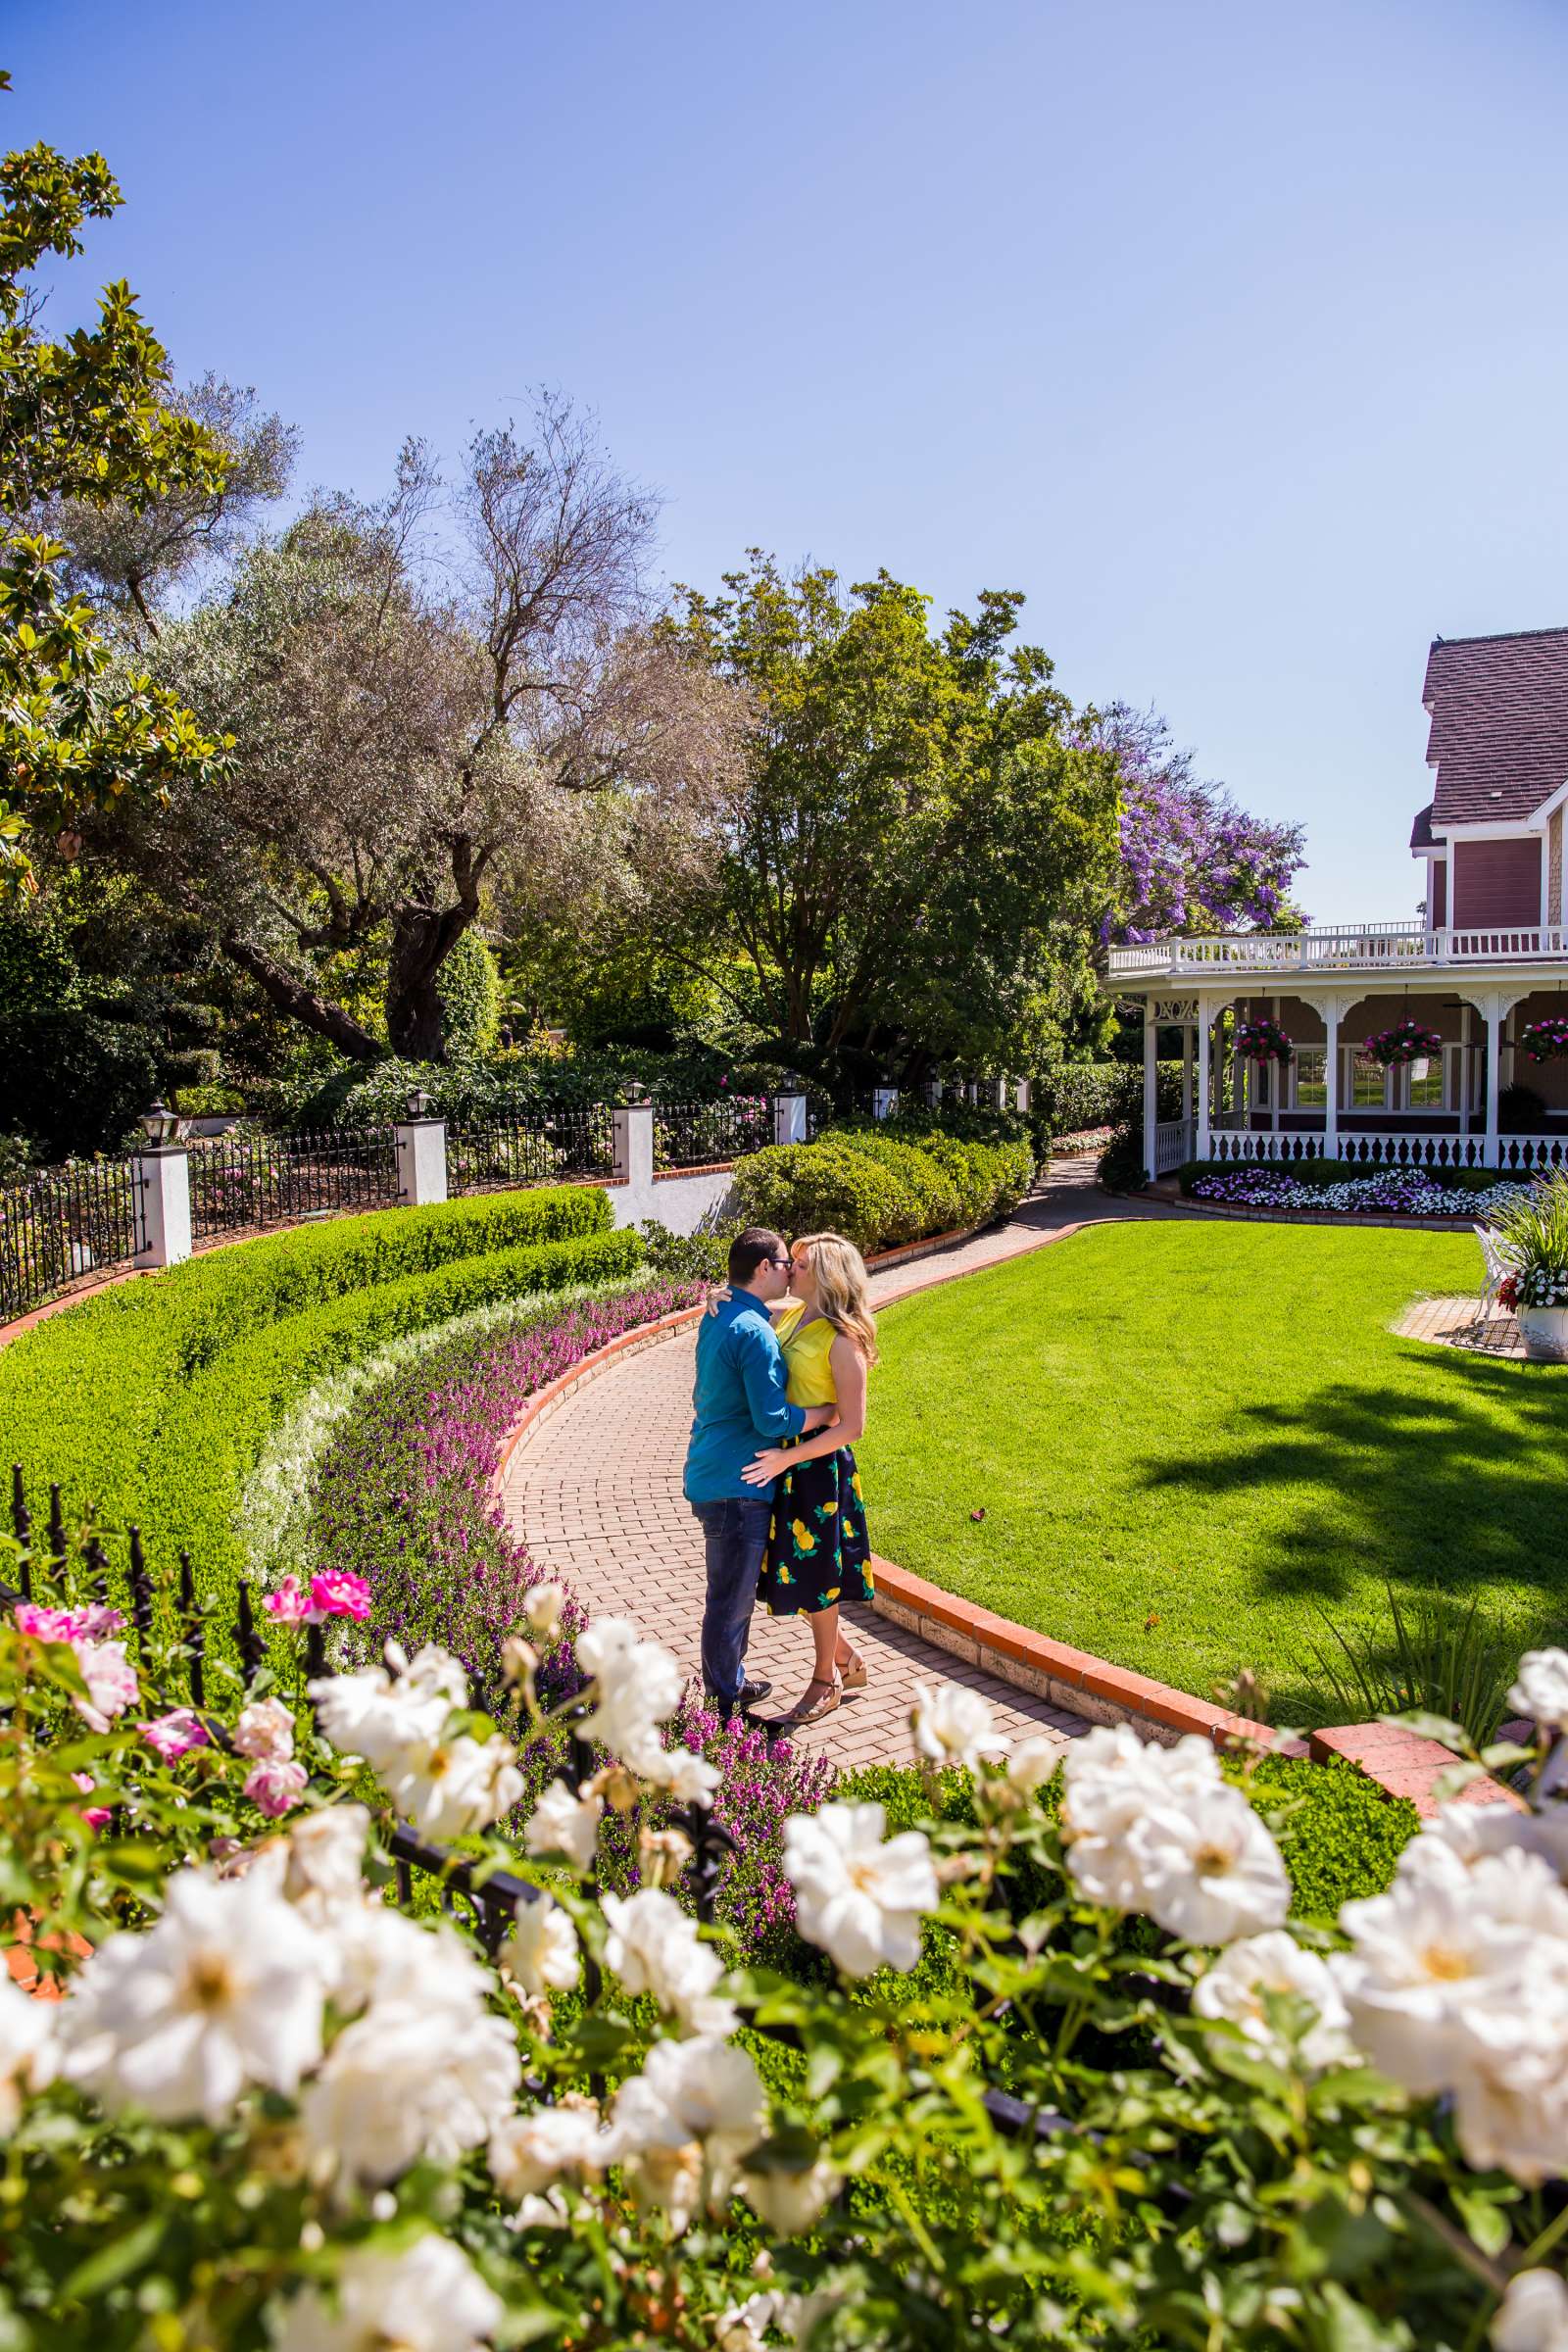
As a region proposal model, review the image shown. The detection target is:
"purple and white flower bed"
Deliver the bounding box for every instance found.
[1189,1166,1538,1219]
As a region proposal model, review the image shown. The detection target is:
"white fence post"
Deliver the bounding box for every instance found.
[133,1144,192,1269]
[612,1097,655,1190]
[773,1086,808,1147]
[872,1086,899,1122]
[395,1102,449,1207]
[1014,1079,1031,1113]
[925,1077,944,1111]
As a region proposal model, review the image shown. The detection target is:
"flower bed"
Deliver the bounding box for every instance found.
[304,1279,703,1702]
[1183,1162,1537,1219]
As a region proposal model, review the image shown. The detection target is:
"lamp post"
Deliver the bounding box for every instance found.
[140,1099,181,1149]
[133,1102,191,1269]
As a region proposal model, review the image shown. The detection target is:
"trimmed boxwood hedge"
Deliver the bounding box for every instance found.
[0,1187,641,1666]
[729,1127,1036,1256]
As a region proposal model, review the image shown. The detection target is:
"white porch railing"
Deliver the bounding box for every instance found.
[1202,1129,1568,1174]
[1107,923,1568,982]
[1153,1117,1195,1174]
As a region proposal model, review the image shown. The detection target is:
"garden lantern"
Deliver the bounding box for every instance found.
[140,1099,179,1148]
[406,1088,434,1120]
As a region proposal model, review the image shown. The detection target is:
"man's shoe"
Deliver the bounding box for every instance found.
[712,1678,772,1721]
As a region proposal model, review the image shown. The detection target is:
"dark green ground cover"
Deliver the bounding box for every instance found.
[859,1220,1567,1718]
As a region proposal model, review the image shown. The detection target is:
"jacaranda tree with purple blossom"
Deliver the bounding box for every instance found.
[1079,702,1306,945]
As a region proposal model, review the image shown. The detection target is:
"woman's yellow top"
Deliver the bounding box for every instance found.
[775,1303,838,1406]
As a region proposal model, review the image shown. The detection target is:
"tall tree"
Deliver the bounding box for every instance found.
[119,403,737,1060]
[1079,701,1306,941]
[655,556,1121,1080]
[0,77,232,896]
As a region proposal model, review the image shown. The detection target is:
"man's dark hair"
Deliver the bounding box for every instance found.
[728,1227,787,1286]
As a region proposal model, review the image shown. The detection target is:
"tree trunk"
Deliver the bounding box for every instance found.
[220,933,383,1062]
[385,903,475,1062]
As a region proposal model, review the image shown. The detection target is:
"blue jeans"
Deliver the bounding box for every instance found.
[691,1494,772,1709]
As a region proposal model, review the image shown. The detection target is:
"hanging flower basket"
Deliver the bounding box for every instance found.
[1520,1016,1568,1062]
[1234,1016,1293,1064]
[1365,1018,1443,1068]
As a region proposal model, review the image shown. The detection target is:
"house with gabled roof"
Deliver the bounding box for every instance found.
[1107,625,1568,1181]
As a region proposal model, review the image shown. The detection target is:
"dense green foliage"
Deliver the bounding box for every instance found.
[433,929,502,1057]
[861,1218,1564,1717]
[730,1127,1035,1254]
[0,1187,639,1661]
[1035,1058,1183,1136]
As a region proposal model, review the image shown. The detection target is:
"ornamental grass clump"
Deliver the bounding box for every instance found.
[1494,1170,1568,1310]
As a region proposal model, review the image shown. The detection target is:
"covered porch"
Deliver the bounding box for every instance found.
[1117,958,1568,1181]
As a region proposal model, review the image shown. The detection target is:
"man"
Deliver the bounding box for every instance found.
[683,1226,837,1720]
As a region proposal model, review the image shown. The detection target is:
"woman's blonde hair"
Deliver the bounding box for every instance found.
[792,1232,879,1365]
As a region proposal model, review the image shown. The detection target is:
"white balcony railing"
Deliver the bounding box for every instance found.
[1106,922,1568,982]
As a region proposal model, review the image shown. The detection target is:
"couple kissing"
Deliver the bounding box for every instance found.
[682,1226,878,1729]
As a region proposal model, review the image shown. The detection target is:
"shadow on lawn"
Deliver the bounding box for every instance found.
[1133,1348,1568,1721]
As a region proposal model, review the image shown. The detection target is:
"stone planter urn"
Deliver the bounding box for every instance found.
[1518,1305,1568,1361]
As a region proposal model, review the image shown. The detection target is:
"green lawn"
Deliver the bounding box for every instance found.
[858,1221,1568,1718]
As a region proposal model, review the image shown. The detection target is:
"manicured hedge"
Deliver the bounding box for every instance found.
[0,1187,640,1665]
[1035,1060,1184,1138]
[729,1127,1036,1256]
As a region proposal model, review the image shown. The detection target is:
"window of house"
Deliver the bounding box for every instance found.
[1292,1048,1327,1108]
[1350,1053,1390,1109]
[1405,1055,1446,1109]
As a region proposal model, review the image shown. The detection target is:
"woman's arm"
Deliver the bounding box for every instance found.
[741,1335,866,1486]
[703,1285,786,1317]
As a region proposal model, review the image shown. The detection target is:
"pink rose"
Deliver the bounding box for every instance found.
[309,1571,371,1622]
[139,1708,210,1762]
[232,1695,296,1763]
[73,1640,138,1734]
[71,1771,113,1832]
[14,1600,124,1643]
[263,1575,313,1626]
[243,1757,310,1819]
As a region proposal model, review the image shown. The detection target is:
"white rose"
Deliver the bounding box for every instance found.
[269,2232,501,2352]
[782,1802,937,1978]
[0,1975,56,2133]
[1061,1724,1220,1842]
[488,2102,607,2202]
[910,1682,1003,1774]
[608,2034,765,2220]
[60,1865,329,2126]
[642,1744,724,1807]
[601,1887,734,2034]
[307,1661,451,1772]
[1192,1930,1353,2073]
[283,1805,371,1921]
[301,1999,520,2185]
[1447,1979,1568,2183]
[524,1781,603,1875]
[233,1696,296,1763]
[1122,1788,1291,1945]
[1005,1737,1060,1796]
[1397,1800,1568,1889]
[522,1582,567,1639]
[1494,2266,1568,2352]
[504,1895,580,1996]
[384,1733,523,1841]
[742,2156,841,2234]
[1509,1649,1568,1732]
[577,1616,684,1756]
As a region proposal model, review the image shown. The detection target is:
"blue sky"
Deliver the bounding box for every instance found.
[10,0,1568,920]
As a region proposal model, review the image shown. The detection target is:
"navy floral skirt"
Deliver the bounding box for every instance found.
[760,1445,874,1617]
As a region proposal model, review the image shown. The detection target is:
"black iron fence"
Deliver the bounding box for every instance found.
[654,1096,772,1168]
[447,1109,614,1196]
[0,1161,146,1325]
[187,1127,401,1241]
[1,1465,1076,2147]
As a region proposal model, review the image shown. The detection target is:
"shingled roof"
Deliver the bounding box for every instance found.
[1423,626,1568,826]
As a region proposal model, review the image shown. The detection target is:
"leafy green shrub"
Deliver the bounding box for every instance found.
[1097,1123,1150,1191]
[173,1083,246,1117]
[0,1009,159,1159]
[435,929,502,1057]
[822,1133,963,1242]
[1234,1752,1419,1919]
[160,1045,221,1093]
[1035,1060,1183,1136]
[637,1218,734,1284]
[729,1141,914,1255]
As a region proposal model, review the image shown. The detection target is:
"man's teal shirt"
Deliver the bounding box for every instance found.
[682,1292,806,1503]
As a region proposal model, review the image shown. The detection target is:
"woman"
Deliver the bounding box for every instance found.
[740,1230,877,1724]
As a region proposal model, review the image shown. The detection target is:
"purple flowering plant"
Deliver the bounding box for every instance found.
[1234,1015,1293,1064]
[1521,1016,1568,1062]
[1364,1018,1443,1067]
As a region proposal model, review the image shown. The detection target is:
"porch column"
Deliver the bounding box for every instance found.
[1231,1004,1246,1121]
[1181,1024,1194,1146]
[1195,1004,1212,1160]
[1323,1002,1341,1158]
[1142,1001,1158,1180]
[1484,1004,1503,1168]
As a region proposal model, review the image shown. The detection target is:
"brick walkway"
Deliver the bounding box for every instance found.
[499,1157,1176,1769]
[1394,1294,1534,1358]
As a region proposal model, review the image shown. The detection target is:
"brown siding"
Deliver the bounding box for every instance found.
[1451,837,1544,928]
[1431,858,1446,925]
[1551,811,1563,924]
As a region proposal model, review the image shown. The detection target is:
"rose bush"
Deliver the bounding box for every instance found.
[5,1548,1568,2350]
